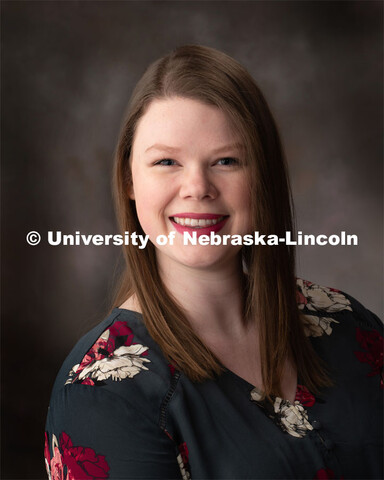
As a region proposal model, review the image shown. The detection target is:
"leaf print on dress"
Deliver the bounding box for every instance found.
[250,388,313,438]
[354,327,383,388]
[66,321,150,385]
[44,431,110,479]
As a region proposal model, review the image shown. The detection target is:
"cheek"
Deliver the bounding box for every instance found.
[132,183,170,238]
[134,193,155,233]
[231,181,252,230]
[230,180,251,209]
[131,169,156,230]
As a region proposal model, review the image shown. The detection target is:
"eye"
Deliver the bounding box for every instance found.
[154,158,177,166]
[216,157,239,166]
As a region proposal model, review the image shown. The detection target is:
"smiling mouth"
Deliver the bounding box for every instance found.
[171,216,227,228]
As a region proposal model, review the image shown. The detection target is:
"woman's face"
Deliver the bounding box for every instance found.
[130,97,251,272]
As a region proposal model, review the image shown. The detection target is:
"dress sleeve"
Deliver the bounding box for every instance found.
[343,290,383,329]
[44,384,183,479]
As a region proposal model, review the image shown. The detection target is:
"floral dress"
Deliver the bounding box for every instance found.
[44,279,383,479]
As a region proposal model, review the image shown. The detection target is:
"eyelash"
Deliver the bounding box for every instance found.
[155,158,177,166]
[154,157,240,166]
[216,157,239,166]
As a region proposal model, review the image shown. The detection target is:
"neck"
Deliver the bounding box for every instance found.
[157,255,248,340]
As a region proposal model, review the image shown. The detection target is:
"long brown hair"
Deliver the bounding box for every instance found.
[112,45,330,398]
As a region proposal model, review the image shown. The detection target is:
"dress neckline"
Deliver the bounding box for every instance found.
[114,307,300,403]
[224,368,300,405]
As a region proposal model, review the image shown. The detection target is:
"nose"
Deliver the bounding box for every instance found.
[179,166,218,200]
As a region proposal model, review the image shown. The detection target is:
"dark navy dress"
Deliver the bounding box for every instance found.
[44,279,383,479]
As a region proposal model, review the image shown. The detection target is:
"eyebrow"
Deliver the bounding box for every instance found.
[145,143,245,154]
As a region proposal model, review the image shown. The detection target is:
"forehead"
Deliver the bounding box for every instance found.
[132,97,240,153]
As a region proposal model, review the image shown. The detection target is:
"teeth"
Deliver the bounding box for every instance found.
[173,216,225,228]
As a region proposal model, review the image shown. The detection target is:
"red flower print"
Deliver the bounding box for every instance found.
[354,328,383,388]
[69,335,110,382]
[81,378,95,386]
[295,385,316,407]
[178,442,189,466]
[314,468,335,479]
[164,429,174,441]
[59,432,110,479]
[44,432,51,466]
[66,321,149,385]
[50,446,65,480]
[328,287,340,293]
[81,321,134,371]
[314,468,344,479]
[296,289,308,308]
[108,321,134,347]
[177,441,190,480]
[45,432,109,480]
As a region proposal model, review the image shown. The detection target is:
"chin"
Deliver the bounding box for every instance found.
[172,247,239,271]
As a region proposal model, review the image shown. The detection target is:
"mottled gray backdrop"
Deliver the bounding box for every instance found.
[2,1,382,478]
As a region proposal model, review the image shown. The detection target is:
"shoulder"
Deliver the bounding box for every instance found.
[49,308,176,423]
[296,278,382,335]
[45,309,185,480]
[296,278,383,390]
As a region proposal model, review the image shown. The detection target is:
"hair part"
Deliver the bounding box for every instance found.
[112,44,331,398]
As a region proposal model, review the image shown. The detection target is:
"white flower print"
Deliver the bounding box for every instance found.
[296,279,352,313]
[77,344,150,382]
[250,388,313,438]
[302,314,340,337]
[65,364,80,385]
[177,453,191,480]
[273,397,313,438]
[44,458,51,480]
[250,388,263,402]
[65,320,152,385]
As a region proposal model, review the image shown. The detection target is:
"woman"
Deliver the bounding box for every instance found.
[44,45,383,479]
